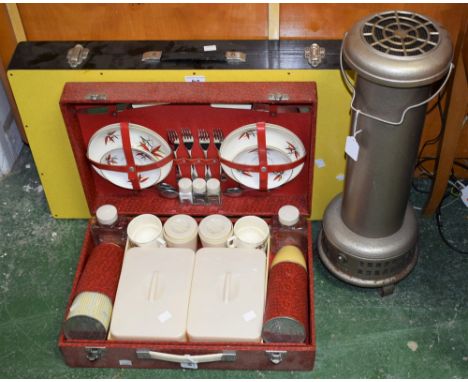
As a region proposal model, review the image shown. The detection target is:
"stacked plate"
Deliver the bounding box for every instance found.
[87,123,172,189]
[219,123,306,190]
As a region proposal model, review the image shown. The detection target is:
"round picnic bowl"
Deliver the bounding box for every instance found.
[87,123,172,190]
[219,123,306,190]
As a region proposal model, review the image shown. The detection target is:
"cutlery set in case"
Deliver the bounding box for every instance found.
[58,81,317,370]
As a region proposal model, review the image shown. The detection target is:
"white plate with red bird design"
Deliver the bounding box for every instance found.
[87,123,172,189]
[219,123,305,190]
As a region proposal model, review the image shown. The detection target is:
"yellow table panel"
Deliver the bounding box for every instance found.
[8,69,351,219]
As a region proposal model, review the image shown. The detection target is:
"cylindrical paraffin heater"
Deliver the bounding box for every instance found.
[318,10,453,294]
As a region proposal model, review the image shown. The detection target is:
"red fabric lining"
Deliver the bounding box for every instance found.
[60,82,317,217]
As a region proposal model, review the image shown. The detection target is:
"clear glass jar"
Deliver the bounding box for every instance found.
[270,205,307,255]
[90,204,128,247]
[178,178,193,205]
[192,178,207,205]
[206,178,221,205]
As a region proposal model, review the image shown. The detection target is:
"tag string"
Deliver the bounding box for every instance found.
[352,110,362,137]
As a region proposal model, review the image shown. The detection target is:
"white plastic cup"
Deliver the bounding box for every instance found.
[127,214,166,248]
[227,216,269,252]
[199,214,233,248]
[163,214,199,251]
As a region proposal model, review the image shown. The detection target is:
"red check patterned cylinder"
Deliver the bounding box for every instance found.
[63,243,124,340]
[262,261,309,343]
[75,242,124,300]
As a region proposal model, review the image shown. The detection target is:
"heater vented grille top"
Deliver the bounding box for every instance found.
[362,11,439,57]
[343,10,452,87]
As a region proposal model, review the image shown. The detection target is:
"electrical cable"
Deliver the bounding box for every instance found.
[412,94,468,254]
[417,166,468,254]
[412,174,432,193]
[435,193,468,254]
[416,94,446,160]
[413,161,463,198]
[417,157,468,171]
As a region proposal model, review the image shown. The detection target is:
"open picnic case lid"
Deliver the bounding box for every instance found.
[59,82,317,217]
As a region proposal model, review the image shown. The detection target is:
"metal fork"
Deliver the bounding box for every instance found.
[198,129,212,179]
[167,130,182,180]
[213,128,225,179]
[181,128,198,179]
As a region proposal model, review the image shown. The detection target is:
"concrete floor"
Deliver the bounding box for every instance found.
[0,147,467,378]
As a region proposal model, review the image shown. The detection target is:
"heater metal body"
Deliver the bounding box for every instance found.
[318,10,453,292]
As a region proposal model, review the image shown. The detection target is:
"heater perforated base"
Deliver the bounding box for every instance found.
[318,194,418,289]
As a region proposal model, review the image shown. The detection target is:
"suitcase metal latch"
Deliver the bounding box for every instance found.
[142,51,162,63]
[268,93,289,101]
[85,346,106,362]
[304,43,326,67]
[85,94,107,101]
[265,350,288,364]
[225,51,247,63]
[66,44,90,68]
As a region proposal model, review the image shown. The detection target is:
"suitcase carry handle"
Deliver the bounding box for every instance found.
[136,349,237,368]
[162,51,227,62]
[141,50,246,64]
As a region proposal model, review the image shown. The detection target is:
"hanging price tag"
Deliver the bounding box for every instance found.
[203,44,217,52]
[184,75,206,82]
[345,135,360,161]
